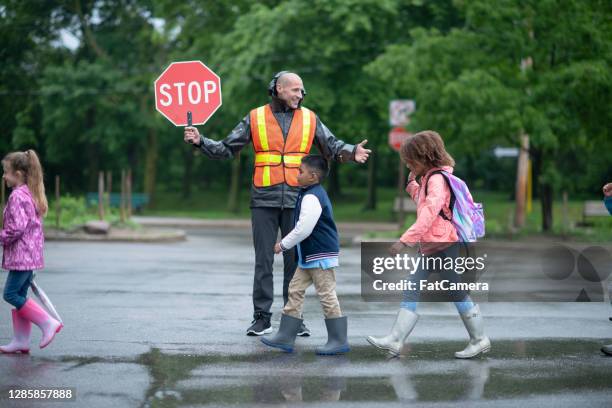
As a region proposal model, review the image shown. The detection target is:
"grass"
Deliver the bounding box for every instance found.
[45,195,141,231]
[143,187,399,222]
[142,187,612,242]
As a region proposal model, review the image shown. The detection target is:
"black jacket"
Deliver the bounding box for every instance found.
[196,97,357,209]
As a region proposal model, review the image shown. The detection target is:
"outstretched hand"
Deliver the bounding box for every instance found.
[354,139,371,164]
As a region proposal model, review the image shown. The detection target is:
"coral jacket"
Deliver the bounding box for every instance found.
[400,166,458,255]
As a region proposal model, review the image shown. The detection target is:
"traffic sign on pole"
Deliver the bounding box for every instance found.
[388,127,412,152]
[154,60,222,127]
[389,100,415,127]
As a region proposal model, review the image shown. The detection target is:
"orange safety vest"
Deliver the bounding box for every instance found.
[249,104,316,187]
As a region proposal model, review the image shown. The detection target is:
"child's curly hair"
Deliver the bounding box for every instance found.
[400,130,455,173]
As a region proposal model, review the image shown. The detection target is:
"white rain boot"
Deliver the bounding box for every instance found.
[366,309,419,356]
[455,305,491,359]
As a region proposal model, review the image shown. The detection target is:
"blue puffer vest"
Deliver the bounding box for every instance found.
[294,183,339,263]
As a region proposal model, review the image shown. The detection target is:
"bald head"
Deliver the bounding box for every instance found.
[275,72,305,109]
[277,72,301,87]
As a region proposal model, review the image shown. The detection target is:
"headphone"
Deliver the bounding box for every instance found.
[268,71,307,100]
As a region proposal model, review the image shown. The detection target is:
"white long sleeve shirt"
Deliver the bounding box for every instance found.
[280,195,322,250]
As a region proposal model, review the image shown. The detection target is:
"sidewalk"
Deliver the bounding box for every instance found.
[132,216,612,250]
[132,215,398,237]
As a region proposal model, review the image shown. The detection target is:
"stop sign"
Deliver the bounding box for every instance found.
[388,127,411,152]
[154,60,222,126]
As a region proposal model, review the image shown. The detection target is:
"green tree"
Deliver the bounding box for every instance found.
[367,0,612,231]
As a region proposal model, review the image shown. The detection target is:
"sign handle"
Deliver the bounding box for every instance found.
[187,111,192,127]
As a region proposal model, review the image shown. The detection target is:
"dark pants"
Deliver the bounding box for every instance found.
[3,270,33,310]
[251,207,297,315]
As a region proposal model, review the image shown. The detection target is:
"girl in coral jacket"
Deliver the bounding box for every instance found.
[367,131,490,359]
[0,150,62,353]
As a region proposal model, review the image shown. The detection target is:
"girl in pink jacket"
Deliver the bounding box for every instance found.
[367,131,490,359]
[1,150,62,353]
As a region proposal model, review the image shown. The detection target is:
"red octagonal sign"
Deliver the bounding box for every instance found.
[154,60,222,126]
[388,127,411,152]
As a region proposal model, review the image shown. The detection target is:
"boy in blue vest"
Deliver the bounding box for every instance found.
[261,155,349,355]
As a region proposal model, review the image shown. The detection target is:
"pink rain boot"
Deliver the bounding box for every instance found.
[0,309,31,354]
[17,299,62,349]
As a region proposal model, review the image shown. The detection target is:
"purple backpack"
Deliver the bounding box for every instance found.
[425,170,485,242]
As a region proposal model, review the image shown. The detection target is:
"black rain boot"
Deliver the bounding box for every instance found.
[316,316,350,355]
[261,314,303,353]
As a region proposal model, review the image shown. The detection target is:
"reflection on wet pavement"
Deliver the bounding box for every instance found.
[134,340,611,407]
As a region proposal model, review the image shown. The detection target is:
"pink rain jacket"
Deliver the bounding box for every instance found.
[400,166,458,255]
[1,184,44,270]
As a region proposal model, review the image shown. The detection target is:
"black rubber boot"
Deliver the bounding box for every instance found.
[316,316,350,355]
[261,314,303,353]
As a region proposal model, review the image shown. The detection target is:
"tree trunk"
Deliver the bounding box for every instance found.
[127,143,138,189]
[514,134,529,229]
[328,161,341,199]
[98,171,105,220]
[182,149,194,199]
[87,143,99,191]
[85,107,98,191]
[364,151,377,210]
[144,128,158,206]
[227,152,242,213]
[532,147,553,232]
[540,182,553,232]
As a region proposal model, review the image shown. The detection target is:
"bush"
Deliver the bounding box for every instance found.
[46,195,140,230]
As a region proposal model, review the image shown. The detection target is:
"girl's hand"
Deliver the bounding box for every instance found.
[389,241,406,256]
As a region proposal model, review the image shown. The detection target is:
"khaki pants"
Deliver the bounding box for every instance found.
[283,267,342,319]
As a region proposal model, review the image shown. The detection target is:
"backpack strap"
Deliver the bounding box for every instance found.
[424,170,455,221]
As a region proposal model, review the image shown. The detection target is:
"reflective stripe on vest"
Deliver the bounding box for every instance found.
[300,107,311,152]
[256,106,269,151]
[250,105,316,187]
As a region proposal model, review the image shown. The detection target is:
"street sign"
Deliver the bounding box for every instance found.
[154,60,222,126]
[493,147,519,158]
[388,127,411,152]
[389,99,415,127]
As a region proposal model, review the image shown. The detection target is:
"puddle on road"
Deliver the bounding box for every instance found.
[1,339,609,406]
[133,339,612,407]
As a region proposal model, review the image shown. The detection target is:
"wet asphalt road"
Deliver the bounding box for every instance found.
[0,227,611,407]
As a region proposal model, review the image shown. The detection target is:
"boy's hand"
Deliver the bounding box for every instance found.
[274,242,283,254]
[389,241,406,256]
[603,183,612,197]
